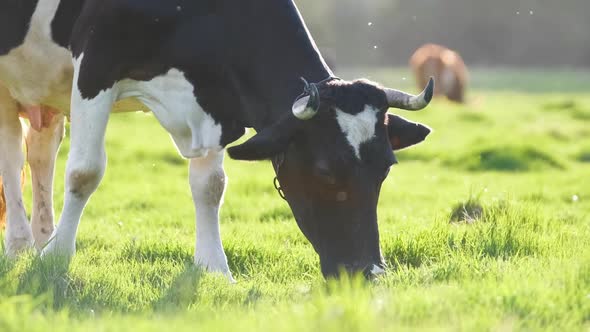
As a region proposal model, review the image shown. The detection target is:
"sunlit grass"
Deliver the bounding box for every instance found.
[1,68,589,331]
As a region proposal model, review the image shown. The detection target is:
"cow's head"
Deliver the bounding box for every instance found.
[228,77,433,278]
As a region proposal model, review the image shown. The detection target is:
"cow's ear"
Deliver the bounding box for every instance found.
[227,115,300,161]
[386,114,431,150]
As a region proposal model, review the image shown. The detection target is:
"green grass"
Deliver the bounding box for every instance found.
[1,68,590,331]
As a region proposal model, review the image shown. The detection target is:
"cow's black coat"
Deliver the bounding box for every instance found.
[0,0,39,55]
[50,0,328,147]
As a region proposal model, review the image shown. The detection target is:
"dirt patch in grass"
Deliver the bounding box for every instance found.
[575,147,590,163]
[445,145,564,172]
[449,198,484,224]
[542,100,577,112]
[542,100,590,120]
[457,111,490,123]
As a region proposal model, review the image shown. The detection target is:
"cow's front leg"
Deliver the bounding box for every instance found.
[42,68,114,259]
[190,150,233,281]
[26,112,65,249]
[0,87,33,256]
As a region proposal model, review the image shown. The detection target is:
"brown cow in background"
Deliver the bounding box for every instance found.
[410,44,468,103]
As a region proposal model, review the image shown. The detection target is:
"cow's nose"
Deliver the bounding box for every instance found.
[371,264,386,275]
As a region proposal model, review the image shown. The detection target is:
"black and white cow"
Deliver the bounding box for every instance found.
[0,0,433,279]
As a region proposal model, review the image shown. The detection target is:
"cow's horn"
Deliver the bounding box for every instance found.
[384,77,434,111]
[292,77,320,120]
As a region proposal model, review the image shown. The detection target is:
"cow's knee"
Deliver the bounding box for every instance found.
[189,151,226,206]
[66,161,105,199]
[193,168,226,206]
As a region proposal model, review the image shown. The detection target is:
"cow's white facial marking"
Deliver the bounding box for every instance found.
[335,105,379,159]
[117,69,222,159]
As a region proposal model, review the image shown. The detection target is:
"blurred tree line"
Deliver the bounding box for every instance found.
[296,0,590,67]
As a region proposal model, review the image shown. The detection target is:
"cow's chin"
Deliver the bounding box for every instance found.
[284,194,385,279]
[315,237,385,279]
[319,255,386,279]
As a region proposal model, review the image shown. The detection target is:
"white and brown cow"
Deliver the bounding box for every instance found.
[0,0,434,279]
[410,43,468,103]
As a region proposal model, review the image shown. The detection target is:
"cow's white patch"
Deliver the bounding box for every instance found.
[117,69,223,159]
[335,105,379,159]
[117,71,230,279]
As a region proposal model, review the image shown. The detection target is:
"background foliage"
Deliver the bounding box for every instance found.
[298,0,590,67]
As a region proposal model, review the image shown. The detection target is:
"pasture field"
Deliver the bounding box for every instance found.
[1,68,590,331]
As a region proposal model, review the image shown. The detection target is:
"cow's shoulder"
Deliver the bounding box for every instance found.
[0,0,39,55]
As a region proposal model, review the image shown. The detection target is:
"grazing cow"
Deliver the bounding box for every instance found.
[0,0,433,279]
[410,43,467,103]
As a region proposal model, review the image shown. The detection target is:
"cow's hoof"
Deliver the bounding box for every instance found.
[4,233,34,258]
[194,255,235,283]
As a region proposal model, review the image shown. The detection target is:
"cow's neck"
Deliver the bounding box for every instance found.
[228,0,332,132]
